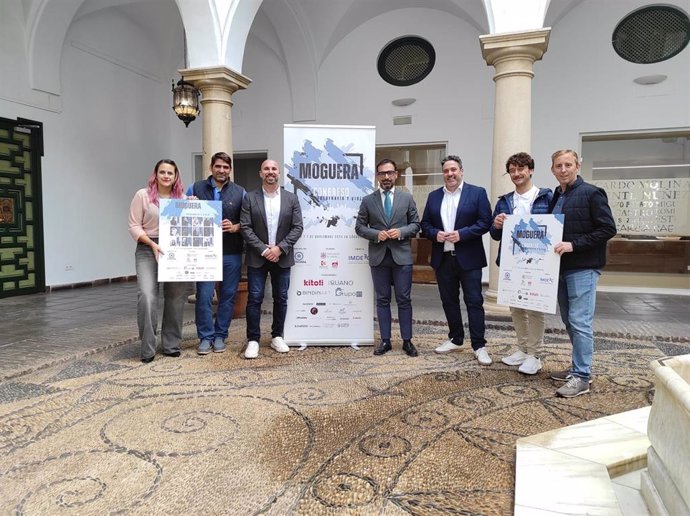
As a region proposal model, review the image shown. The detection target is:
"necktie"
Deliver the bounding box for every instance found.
[384,191,392,219]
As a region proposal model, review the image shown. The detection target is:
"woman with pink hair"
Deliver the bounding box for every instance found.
[128,159,187,363]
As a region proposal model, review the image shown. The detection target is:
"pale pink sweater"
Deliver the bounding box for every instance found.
[128,188,159,242]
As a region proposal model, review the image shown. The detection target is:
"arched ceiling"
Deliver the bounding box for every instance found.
[22,0,583,96]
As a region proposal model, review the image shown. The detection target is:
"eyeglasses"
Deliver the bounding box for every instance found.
[376,171,396,177]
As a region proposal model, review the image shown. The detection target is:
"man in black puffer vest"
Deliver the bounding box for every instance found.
[548,149,616,398]
[189,152,246,355]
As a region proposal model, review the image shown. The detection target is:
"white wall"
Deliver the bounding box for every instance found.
[234,6,497,279]
[232,31,294,161]
[3,0,690,287]
[533,0,690,185]
[317,7,495,188]
[235,7,495,192]
[0,6,192,286]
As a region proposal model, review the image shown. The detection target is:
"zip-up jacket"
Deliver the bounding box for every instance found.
[548,176,617,271]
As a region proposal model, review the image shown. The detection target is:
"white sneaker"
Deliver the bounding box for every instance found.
[244,340,259,359]
[434,340,462,354]
[270,336,289,353]
[518,355,542,375]
[474,347,492,366]
[502,350,528,366]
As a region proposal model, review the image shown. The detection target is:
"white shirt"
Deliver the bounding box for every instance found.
[441,183,462,252]
[263,187,281,247]
[512,186,539,217]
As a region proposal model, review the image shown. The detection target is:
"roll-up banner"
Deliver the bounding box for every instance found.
[283,124,376,346]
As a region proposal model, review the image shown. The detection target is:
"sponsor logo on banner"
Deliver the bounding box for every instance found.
[295,251,306,263]
[335,287,362,297]
[304,279,324,286]
[329,279,354,286]
[310,307,319,315]
[297,289,329,296]
[348,254,368,263]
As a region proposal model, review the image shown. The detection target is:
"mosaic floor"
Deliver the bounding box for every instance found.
[2,323,685,515]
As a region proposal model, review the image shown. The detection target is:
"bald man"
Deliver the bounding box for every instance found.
[240,159,303,359]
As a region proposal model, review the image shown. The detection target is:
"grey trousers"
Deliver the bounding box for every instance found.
[135,243,187,359]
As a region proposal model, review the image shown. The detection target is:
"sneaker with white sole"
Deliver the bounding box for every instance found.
[244,340,259,359]
[518,355,542,375]
[474,347,492,366]
[555,376,590,398]
[434,340,462,354]
[271,336,289,353]
[502,350,528,366]
[550,369,594,384]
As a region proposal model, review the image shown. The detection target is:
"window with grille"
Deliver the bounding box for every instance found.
[612,5,690,64]
[377,37,435,86]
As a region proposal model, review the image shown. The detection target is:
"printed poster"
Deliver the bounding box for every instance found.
[283,124,376,346]
[157,199,222,282]
[497,214,564,313]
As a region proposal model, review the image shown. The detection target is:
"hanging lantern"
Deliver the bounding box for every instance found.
[171,79,200,127]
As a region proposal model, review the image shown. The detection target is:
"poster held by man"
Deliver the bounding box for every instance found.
[497,213,563,314]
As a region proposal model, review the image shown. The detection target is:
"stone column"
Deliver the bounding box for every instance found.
[479,29,550,315]
[179,66,251,177]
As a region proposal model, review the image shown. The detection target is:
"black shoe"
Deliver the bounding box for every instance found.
[163,351,181,357]
[402,340,418,357]
[373,340,392,356]
[141,356,154,363]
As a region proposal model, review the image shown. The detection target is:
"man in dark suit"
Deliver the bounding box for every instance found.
[356,159,420,357]
[240,159,303,359]
[420,155,493,365]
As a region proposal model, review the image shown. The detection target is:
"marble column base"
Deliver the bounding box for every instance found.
[641,446,689,516]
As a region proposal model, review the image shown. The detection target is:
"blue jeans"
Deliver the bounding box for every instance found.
[370,250,413,340]
[557,269,600,380]
[135,242,187,359]
[246,263,291,342]
[435,254,486,350]
[195,253,242,341]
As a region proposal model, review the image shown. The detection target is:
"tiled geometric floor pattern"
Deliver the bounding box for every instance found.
[1,324,685,515]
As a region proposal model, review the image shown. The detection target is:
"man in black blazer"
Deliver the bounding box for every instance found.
[420,155,493,365]
[240,159,303,359]
[356,159,420,356]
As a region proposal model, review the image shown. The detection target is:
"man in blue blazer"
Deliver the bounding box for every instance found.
[240,159,303,359]
[420,155,493,365]
[356,159,421,356]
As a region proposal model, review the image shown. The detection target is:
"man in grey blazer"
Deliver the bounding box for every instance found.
[240,159,303,359]
[355,159,420,356]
